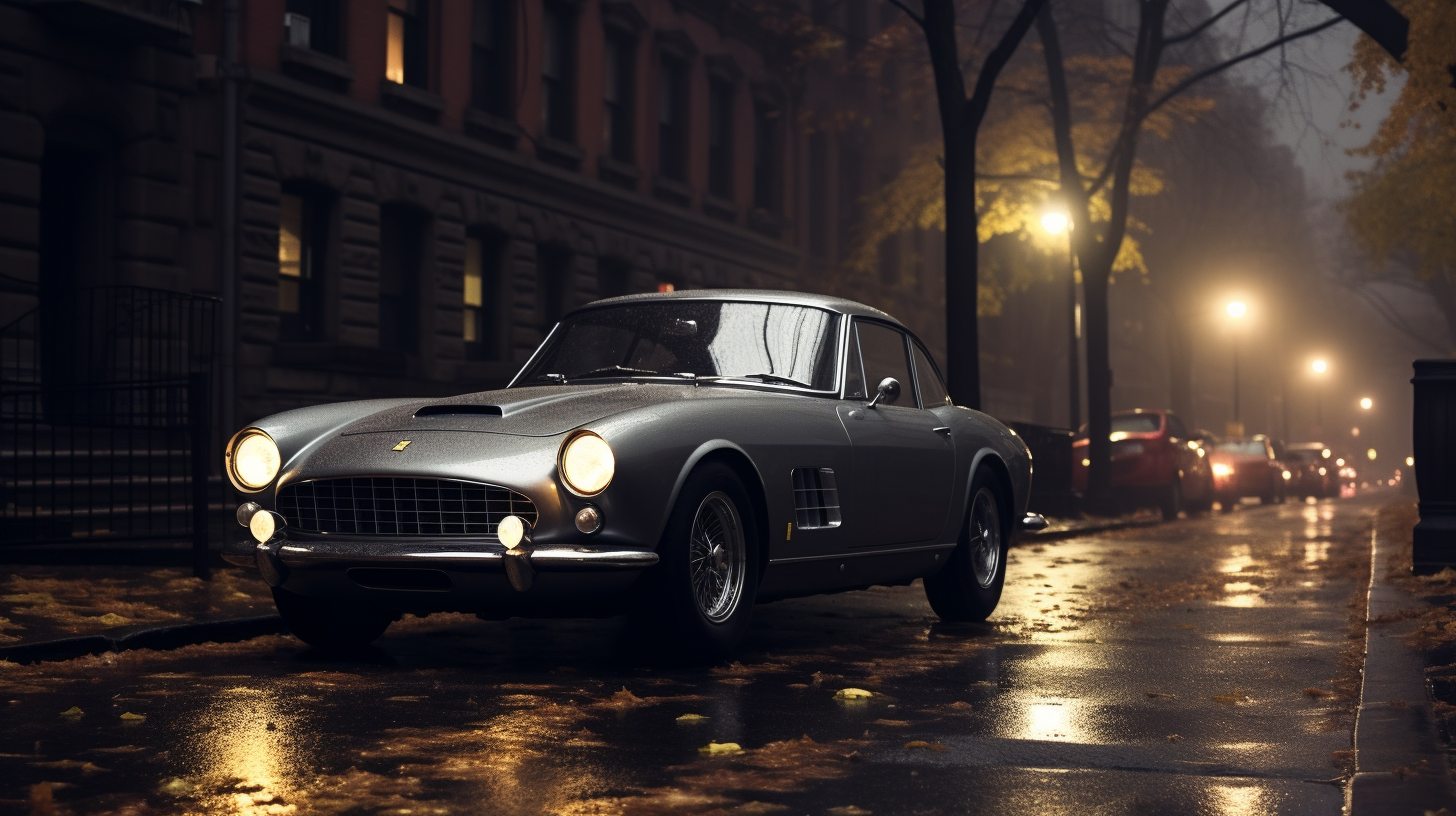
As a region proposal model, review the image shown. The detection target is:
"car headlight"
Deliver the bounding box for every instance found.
[227,429,281,492]
[560,432,614,496]
[1212,463,1233,478]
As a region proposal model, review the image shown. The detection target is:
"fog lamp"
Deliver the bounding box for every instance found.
[249,510,285,543]
[236,502,262,527]
[499,515,528,550]
[575,505,602,534]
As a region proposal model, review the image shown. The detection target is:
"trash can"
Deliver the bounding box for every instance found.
[1412,359,1456,574]
[1006,421,1078,518]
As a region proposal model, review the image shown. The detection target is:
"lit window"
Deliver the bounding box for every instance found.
[463,234,501,360]
[386,0,426,87]
[278,191,326,342]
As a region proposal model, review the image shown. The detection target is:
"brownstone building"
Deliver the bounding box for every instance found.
[0,0,949,437]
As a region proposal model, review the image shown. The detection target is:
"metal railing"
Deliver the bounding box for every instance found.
[0,288,219,576]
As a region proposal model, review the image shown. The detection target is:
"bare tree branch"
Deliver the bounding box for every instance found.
[887,0,925,29]
[1164,0,1250,45]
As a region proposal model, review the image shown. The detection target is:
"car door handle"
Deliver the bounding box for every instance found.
[932,427,951,435]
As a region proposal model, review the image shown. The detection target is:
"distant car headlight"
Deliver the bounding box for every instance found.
[1212,463,1234,478]
[1282,470,1292,481]
[560,432,614,496]
[226,429,281,492]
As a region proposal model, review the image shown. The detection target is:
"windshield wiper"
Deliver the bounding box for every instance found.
[573,366,696,381]
[533,373,568,383]
[732,373,812,388]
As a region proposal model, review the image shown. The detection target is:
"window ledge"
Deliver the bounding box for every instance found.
[379,79,447,122]
[463,108,520,149]
[653,175,694,208]
[278,43,354,92]
[536,136,584,171]
[748,207,785,239]
[271,341,408,375]
[702,193,738,223]
[597,155,641,190]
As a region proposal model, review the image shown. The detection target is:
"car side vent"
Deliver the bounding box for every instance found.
[414,404,503,417]
[792,468,842,529]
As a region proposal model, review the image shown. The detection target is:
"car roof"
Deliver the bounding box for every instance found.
[568,289,906,328]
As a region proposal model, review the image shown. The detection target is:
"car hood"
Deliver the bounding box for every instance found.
[335,383,703,438]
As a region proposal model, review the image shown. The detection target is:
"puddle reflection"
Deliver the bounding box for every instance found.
[192,687,308,815]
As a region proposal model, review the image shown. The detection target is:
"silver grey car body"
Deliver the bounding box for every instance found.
[224,289,1034,616]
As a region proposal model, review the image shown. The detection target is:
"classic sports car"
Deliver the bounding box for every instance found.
[223,290,1044,656]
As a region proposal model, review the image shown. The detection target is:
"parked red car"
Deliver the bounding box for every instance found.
[1208,435,1289,506]
[1073,410,1214,520]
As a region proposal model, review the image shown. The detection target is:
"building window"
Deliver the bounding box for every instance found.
[464,232,502,361]
[658,56,687,182]
[284,0,343,56]
[603,32,635,163]
[386,0,427,88]
[753,101,781,213]
[471,0,512,116]
[278,190,327,342]
[542,3,576,142]
[707,78,734,199]
[380,205,426,354]
[598,256,632,299]
[538,243,573,330]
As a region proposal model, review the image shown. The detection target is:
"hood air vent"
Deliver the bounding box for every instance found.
[414,404,503,418]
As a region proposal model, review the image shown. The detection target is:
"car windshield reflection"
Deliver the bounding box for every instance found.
[518,301,841,390]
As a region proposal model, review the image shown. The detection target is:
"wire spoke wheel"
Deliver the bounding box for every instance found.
[969,487,1002,589]
[688,491,746,624]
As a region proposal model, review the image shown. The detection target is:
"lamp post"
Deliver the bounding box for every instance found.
[1042,210,1079,430]
[1227,301,1247,437]
[1311,358,1328,437]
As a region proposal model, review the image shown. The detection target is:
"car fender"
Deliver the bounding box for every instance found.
[658,439,769,547]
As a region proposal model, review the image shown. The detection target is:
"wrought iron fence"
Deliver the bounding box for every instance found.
[0,288,219,576]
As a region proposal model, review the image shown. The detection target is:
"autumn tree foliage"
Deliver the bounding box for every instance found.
[1343,0,1456,351]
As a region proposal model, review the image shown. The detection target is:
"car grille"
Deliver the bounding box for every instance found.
[277,477,538,537]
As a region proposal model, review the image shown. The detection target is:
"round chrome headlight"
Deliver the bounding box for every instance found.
[559,432,614,496]
[227,429,281,492]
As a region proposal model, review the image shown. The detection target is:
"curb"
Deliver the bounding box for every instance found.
[1022,517,1163,543]
[0,615,287,666]
[1349,519,1456,813]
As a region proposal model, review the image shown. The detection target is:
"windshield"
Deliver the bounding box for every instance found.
[1111,414,1162,434]
[1216,440,1267,457]
[517,301,842,390]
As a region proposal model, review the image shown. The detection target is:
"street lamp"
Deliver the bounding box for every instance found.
[1360,397,1373,410]
[1227,301,1247,437]
[1042,208,1079,430]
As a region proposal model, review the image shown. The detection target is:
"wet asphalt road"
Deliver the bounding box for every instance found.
[1,495,1384,816]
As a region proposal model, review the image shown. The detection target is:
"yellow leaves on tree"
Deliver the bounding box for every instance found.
[1344,0,1456,280]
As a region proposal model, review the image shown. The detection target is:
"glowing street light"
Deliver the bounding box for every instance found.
[1407,456,1415,467]
[1041,211,1069,234]
[1367,448,1378,461]
[1311,359,1327,374]
[1359,397,1373,410]
[1227,301,1247,319]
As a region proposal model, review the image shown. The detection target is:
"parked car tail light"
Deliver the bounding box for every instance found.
[227,429,281,492]
[1212,463,1234,478]
[560,432,615,496]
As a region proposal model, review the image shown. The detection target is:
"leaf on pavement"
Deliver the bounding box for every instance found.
[699,741,744,756]
[870,719,910,727]
[1146,691,1176,699]
[903,741,945,752]
[835,688,872,700]
[119,711,146,721]
[676,713,709,723]
[59,706,83,717]
[827,807,872,815]
[1166,734,1183,741]
[159,777,195,795]
[1304,687,1335,699]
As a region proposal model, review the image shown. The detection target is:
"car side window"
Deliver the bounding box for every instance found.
[855,320,912,406]
[844,322,867,399]
[1166,414,1188,440]
[910,343,951,407]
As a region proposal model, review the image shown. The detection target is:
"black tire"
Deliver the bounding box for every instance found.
[636,462,759,660]
[924,471,1009,622]
[272,588,395,650]
[1159,480,1183,521]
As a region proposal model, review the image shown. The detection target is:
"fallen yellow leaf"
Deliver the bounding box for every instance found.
[835,688,873,700]
[676,713,709,723]
[699,741,744,756]
[903,740,946,752]
[59,706,83,717]
[119,712,146,721]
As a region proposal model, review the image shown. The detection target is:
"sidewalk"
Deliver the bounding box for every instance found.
[0,559,280,664]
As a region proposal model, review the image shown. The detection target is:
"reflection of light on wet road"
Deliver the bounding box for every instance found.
[1218,544,1253,574]
[1016,700,1084,742]
[195,687,306,815]
[1207,782,1273,816]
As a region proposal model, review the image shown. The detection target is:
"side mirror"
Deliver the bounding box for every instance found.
[866,377,901,409]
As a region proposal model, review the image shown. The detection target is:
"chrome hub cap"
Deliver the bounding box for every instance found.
[689,491,746,624]
[968,488,1002,589]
